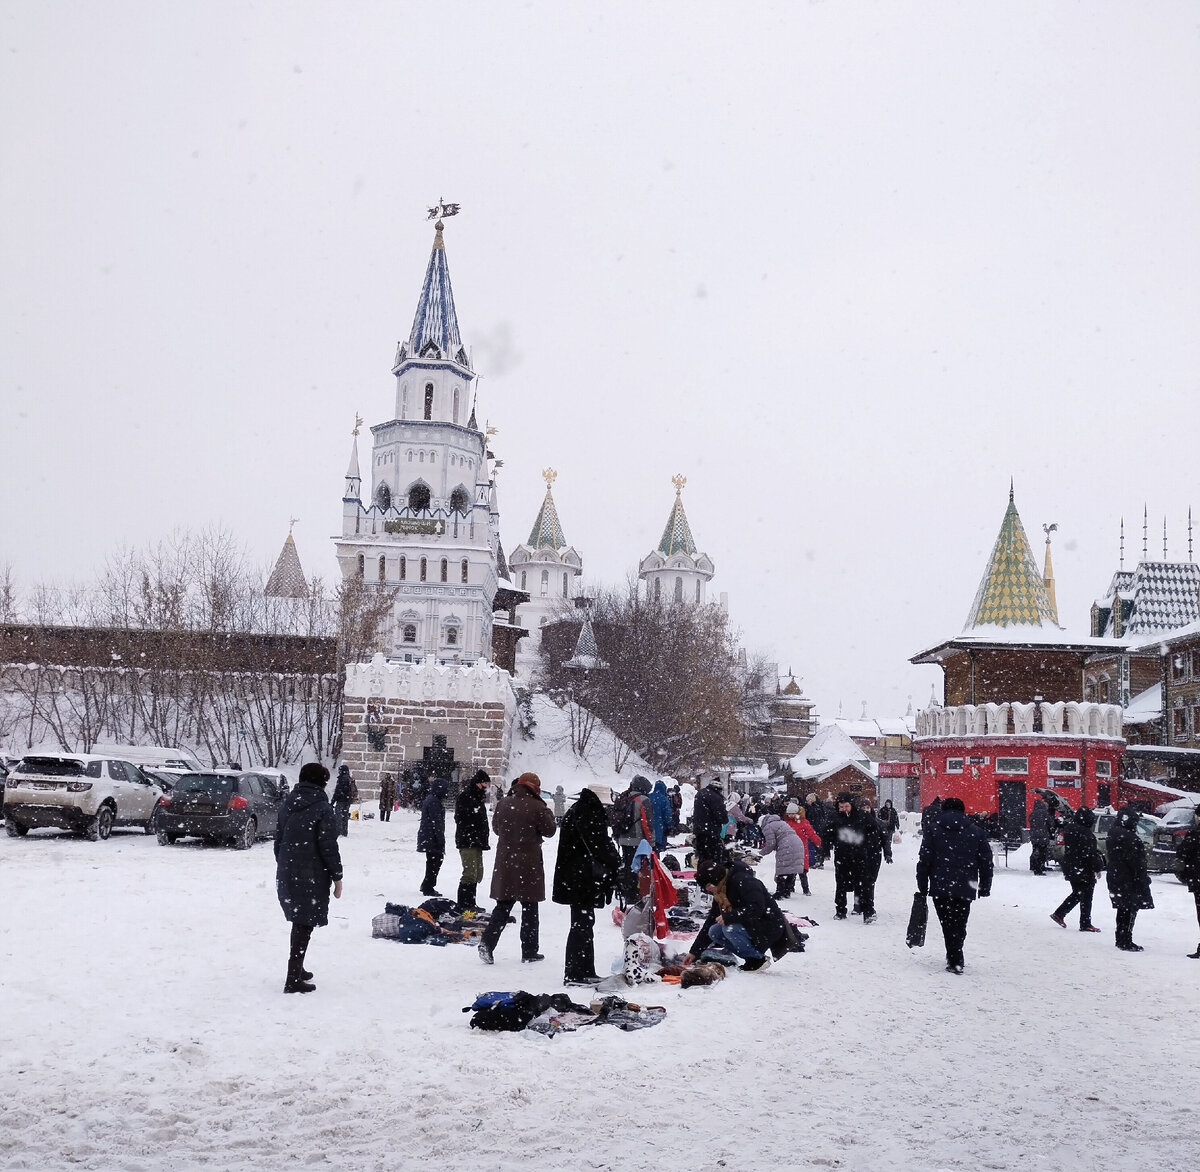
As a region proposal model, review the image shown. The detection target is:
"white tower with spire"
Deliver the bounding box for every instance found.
[508,469,583,679]
[333,219,500,664]
[638,475,715,604]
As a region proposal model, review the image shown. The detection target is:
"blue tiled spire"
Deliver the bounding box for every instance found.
[403,221,470,368]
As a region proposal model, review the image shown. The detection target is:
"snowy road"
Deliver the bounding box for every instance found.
[2,813,1197,1171]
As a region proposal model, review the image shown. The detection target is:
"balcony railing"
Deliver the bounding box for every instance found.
[915,700,1123,740]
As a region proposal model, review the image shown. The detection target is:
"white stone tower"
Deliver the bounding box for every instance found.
[638,475,714,604]
[509,469,583,678]
[334,219,499,664]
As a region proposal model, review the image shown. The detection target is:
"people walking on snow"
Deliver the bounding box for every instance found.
[1028,795,1052,875]
[613,777,655,904]
[805,793,829,866]
[783,801,821,895]
[274,762,344,994]
[1106,807,1153,952]
[692,777,728,863]
[552,785,567,824]
[916,796,993,974]
[378,773,397,823]
[682,858,794,972]
[332,763,356,836]
[669,784,683,835]
[758,809,807,900]
[454,769,492,912]
[1050,806,1104,932]
[878,799,901,839]
[478,772,557,965]
[417,777,449,896]
[826,792,891,923]
[552,787,621,986]
[1175,805,1200,958]
[921,795,942,836]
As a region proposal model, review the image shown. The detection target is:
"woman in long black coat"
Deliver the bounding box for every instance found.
[1106,807,1153,952]
[417,778,449,897]
[552,788,621,985]
[1051,806,1105,931]
[274,763,344,993]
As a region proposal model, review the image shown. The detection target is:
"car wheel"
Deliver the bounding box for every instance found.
[157,829,181,845]
[6,817,27,837]
[145,802,164,835]
[234,817,257,851]
[86,806,115,841]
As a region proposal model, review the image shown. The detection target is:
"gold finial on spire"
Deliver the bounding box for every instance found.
[543,468,558,487]
[672,473,687,495]
[352,413,363,437]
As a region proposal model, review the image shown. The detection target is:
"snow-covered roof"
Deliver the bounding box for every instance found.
[790,724,870,778]
[1122,683,1162,724]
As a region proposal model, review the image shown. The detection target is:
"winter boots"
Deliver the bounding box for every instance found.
[1188,944,1200,959]
[284,924,315,993]
[456,881,483,913]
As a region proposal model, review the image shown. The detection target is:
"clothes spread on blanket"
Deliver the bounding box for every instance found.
[373,900,492,944]
[464,991,667,1035]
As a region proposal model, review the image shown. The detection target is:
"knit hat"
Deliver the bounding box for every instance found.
[806,793,817,804]
[299,762,329,787]
[786,800,800,815]
[630,775,653,796]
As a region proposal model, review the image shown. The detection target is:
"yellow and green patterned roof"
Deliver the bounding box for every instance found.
[658,492,697,557]
[963,487,1058,629]
[527,486,567,550]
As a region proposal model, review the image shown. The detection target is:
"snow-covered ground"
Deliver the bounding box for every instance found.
[2,811,1197,1171]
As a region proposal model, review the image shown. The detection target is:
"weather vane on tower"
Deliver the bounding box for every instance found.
[427,198,461,221]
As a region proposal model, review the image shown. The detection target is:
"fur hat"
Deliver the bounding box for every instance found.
[806,793,817,804]
[299,762,329,787]
[836,791,854,805]
[630,775,653,796]
[696,858,728,888]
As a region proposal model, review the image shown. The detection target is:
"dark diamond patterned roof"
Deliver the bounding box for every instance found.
[527,486,567,550]
[657,493,697,557]
[265,535,309,599]
[1119,561,1200,635]
[963,489,1058,630]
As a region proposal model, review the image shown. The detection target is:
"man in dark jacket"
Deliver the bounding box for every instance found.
[332,764,355,837]
[1175,805,1200,958]
[916,796,993,974]
[692,778,728,862]
[921,796,943,836]
[274,762,344,994]
[1106,807,1153,952]
[805,793,828,866]
[479,772,557,964]
[682,858,793,971]
[1028,796,1052,875]
[826,792,891,923]
[454,769,491,912]
[1050,806,1104,932]
[417,777,449,896]
[378,773,397,823]
[552,788,621,985]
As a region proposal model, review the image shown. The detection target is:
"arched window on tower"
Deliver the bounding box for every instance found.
[453,388,460,424]
[399,555,407,581]
[424,383,434,420]
[440,558,448,583]
[695,579,701,603]
[446,627,458,646]
[653,578,661,602]
[375,483,391,511]
[674,577,683,602]
[540,570,549,598]
[408,483,431,511]
[419,558,428,582]
[356,554,365,579]
[562,573,569,598]
[378,556,386,583]
[450,486,470,514]
[461,559,469,584]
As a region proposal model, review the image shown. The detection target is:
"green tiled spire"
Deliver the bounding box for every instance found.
[527,469,567,550]
[964,483,1058,629]
[657,475,697,557]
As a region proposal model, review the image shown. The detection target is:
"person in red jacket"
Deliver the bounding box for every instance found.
[783,801,822,896]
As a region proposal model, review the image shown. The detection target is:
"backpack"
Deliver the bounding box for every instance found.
[610,791,637,836]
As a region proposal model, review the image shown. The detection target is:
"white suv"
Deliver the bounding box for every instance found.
[3,754,165,840]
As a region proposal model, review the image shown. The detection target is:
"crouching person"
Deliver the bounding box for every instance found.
[682,858,793,973]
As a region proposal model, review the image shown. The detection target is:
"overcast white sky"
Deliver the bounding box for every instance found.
[3,2,1198,720]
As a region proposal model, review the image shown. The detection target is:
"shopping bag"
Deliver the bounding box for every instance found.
[906,892,928,949]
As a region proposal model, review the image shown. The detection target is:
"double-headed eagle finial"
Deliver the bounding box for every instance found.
[672,473,687,495]
[542,468,557,487]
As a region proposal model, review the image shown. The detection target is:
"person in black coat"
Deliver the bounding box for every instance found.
[552,788,621,985]
[805,793,829,866]
[274,762,344,994]
[454,769,491,912]
[417,777,449,897]
[682,858,793,971]
[1174,805,1200,958]
[1106,807,1153,952]
[878,799,901,838]
[1028,796,1052,875]
[1051,806,1104,932]
[692,778,728,862]
[916,796,993,974]
[921,796,942,835]
[826,792,891,923]
[332,764,355,837]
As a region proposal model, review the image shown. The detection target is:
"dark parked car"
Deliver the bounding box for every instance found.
[1149,804,1198,876]
[155,771,282,850]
